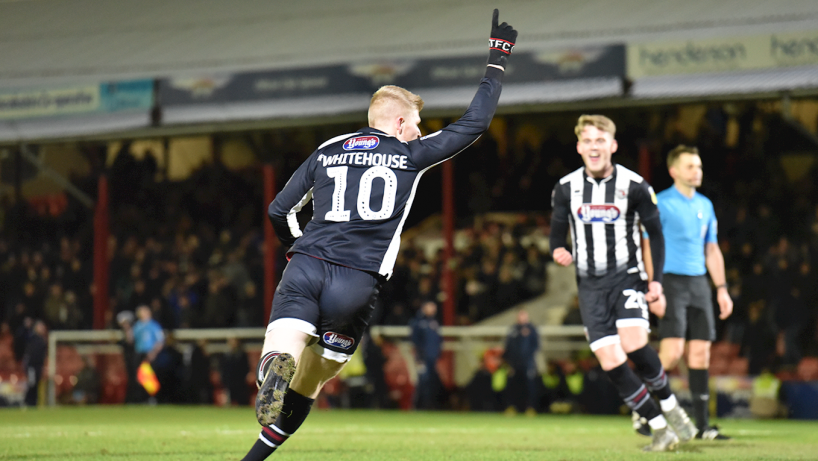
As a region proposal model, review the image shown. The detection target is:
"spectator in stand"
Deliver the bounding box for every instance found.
[495,263,522,311]
[16,282,42,324]
[222,337,251,406]
[0,321,14,372]
[43,283,66,329]
[202,272,234,327]
[741,300,777,375]
[363,332,390,409]
[522,245,548,299]
[153,332,185,404]
[125,279,152,314]
[23,320,47,406]
[502,309,539,415]
[71,356,100,404]
[61,290,83,330]
[184,339,213,404]
[540,360,570,413]
[236,281,262,327]
[410,301,443,410]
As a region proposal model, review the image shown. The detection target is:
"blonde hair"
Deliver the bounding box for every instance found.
[368,85,424,127]
[574,115,616,140]
[666,144,700,168]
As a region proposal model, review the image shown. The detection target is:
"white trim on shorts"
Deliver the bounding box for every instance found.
[615,318,651,330]
[589,334,621,352]
[266,318,318,337]
[309,343,352,363]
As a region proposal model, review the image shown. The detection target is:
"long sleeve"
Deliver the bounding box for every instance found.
[407,77,503,170]
[267,154,316,247]
[549,182,571,253]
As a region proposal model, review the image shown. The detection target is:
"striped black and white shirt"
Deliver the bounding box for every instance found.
[550,164,664,288]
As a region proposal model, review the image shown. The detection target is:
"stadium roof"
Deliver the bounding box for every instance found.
[3,0,817,88]
[1,0,818,143]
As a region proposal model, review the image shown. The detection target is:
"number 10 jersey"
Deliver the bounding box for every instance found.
[268,77,502,280]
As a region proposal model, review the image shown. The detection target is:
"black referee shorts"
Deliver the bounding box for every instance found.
[577,272,650,351]
[657,274,716,342]
[267,253,381,362]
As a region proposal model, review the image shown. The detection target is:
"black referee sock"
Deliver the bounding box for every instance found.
[242,389,315,461]
[605,362,663,425]
[689,368,710,431]
[627,345,673,401]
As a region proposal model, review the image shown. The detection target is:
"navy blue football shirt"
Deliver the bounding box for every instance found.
[268,77,502,279]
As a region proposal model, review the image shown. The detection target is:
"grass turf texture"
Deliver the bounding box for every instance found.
[1,406,816,460]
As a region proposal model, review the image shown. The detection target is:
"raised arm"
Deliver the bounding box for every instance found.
[408,10,518,169]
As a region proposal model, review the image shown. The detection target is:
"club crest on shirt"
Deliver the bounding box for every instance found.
[323,331,355,349]
[577,204,621,223]
[343,136,379,150]
[615,188,628,199]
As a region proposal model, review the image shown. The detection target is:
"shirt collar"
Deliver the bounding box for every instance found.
[584,164,617,184]
[360,127,392,137]
[671,184,696,201]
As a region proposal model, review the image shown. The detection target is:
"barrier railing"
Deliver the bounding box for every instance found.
[47,325,588,405]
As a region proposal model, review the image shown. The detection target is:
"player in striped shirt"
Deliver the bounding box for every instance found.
[550,115,697,452]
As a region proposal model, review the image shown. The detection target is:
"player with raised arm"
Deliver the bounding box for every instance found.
[239,10,517,460]
[638,145,733,440]
[549,115,697,452]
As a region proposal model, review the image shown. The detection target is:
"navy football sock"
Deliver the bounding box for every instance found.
[241,438,276,461]
[627,345,672,401]
[605,362,663,424]
[243,390,315,461]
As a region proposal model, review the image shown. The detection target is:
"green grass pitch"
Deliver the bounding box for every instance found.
[1,406,817,460]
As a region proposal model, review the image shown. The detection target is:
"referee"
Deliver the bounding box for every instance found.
[653,145,733,440]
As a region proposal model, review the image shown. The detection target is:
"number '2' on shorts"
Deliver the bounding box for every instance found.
[268,253,381,361]
[578,273,650,351]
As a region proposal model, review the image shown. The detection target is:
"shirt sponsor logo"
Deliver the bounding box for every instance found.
[323,331,355,350]
[343,136,379,151]
[577,204,621,223]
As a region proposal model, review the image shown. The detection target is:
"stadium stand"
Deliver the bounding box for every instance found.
[1,0,818,417]
[3,99,818,411]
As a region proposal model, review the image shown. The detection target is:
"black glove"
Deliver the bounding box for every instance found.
[487,9,518,70]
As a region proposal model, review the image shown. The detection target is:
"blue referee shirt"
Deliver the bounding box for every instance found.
[656,186,718,276]
[133,319,164,354]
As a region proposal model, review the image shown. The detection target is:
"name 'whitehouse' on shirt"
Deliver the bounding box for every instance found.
[317,152,409,169]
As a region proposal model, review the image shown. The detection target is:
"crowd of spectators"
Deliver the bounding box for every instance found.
[1,148,272,339]
[378,216,551,326]
[1,101,818,401]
